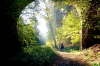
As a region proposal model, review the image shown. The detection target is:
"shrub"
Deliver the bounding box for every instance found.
[17,46,57,66]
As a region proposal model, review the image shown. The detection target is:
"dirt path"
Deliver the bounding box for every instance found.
[52,51,90,66]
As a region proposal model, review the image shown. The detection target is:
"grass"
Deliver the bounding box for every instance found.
[62,46,80,52]
[92,63,100,66]
[8,45,99,66]
[11,45,57,66]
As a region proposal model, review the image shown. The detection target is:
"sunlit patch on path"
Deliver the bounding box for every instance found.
[52,51,90,66]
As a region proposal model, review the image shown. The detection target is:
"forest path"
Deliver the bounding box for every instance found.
[52,51,90,66]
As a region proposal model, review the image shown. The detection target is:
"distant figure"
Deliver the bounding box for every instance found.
[60,43,64,50]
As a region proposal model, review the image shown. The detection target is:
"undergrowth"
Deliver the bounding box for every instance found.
[15,45,57,66]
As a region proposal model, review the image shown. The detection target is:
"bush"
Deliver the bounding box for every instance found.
[17,46,57,66]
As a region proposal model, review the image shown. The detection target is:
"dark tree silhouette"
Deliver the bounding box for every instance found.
[82,0,100,49]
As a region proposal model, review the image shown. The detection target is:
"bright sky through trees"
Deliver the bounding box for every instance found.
[19,0,81,46]
[20,0,52,42]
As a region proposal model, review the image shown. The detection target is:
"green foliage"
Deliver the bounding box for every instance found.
[17,16,57,66]
[17,46,57,66]
[71,34,80,44]
[92,63,100,66]
[63,46,80,52]
[46,40,54,48]
[17,17,41,47]
[56,9,81,45]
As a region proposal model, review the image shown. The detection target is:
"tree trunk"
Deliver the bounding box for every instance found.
[82,0,100,49]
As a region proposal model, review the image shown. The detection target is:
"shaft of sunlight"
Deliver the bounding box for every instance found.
[36,15,48,40]
[20,0,56,43]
